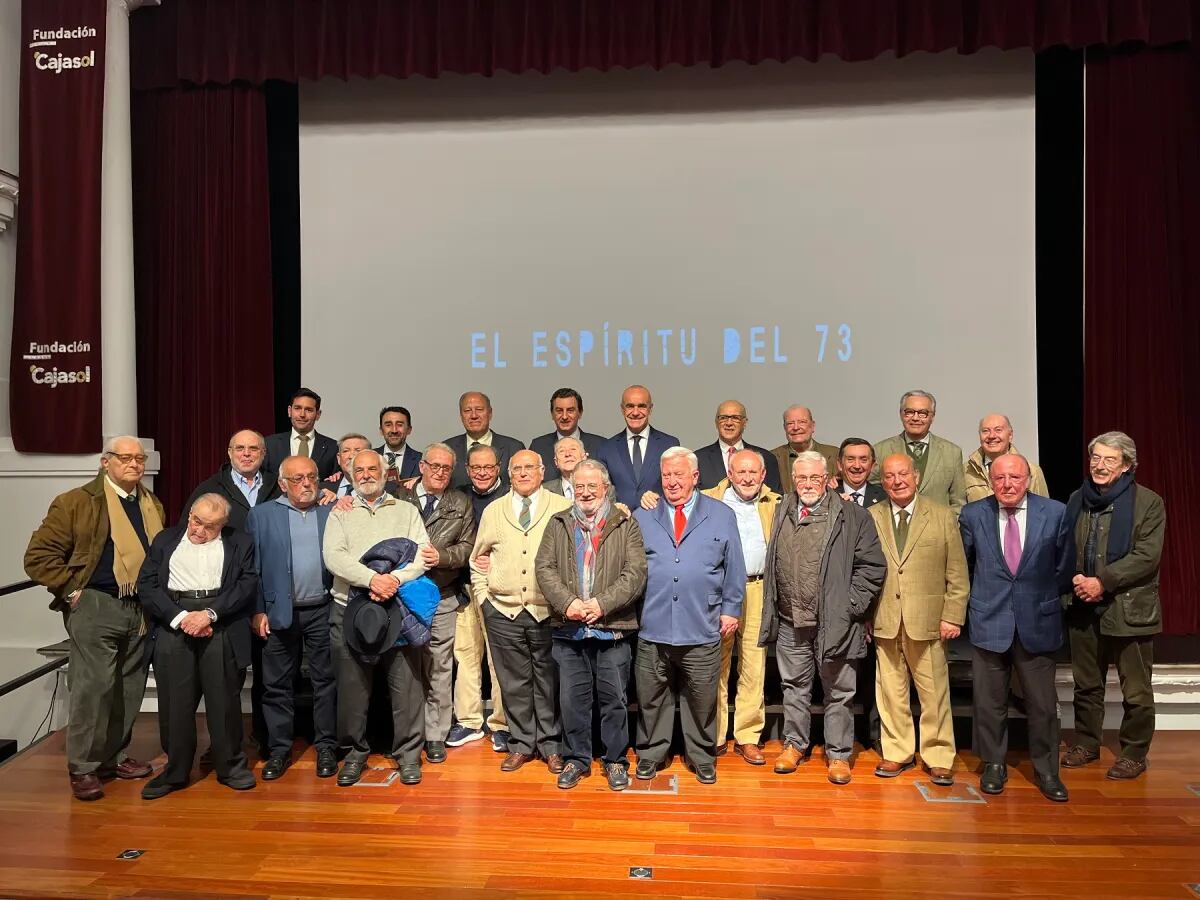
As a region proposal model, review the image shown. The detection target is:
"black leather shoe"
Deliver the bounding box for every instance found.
[635,758,659,780]
[140,775,184,800]
[337,760,365,787]
[605,762,630,791]
[556,761,590,790]
[425,741,447,764]
[398,764,422,785]
[979,763,1008,795]
[688,761,717,785]
[1035,773,1069,802]
[315,749,338,779]
[261,756,290,781]
[219,769,257,791]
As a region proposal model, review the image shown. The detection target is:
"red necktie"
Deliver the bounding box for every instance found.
[726,445,736,470]
[674,504,686,544]
[799,506,811,521]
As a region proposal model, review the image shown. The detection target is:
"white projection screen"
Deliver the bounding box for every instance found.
[299,50,1036,459]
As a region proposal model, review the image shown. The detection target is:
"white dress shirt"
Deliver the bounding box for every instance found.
[842,482,869,506]
[166,534,224,629]
[890,497,918,527]
[291,428,317,457]
[625,427,652,464]
[997,497,1028,551]
[512,489,540,523]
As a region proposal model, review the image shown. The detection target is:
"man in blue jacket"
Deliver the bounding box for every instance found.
[959,453,1073,802]
[597,385,679,508]
[633,446,745,785]
[246,455,337,781]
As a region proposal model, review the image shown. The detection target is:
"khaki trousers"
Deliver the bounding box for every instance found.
[716,578,767,746]
[453,599,507,732]
[875,632,956,770]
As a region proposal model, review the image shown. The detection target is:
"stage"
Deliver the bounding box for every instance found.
[0,716,1194,898]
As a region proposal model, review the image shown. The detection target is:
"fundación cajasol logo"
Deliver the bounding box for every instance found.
[24,339,93,389]
[28,25,98,74]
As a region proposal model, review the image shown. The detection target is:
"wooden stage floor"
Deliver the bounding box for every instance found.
[0,716,1196,899]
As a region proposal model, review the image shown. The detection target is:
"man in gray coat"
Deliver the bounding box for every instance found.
[759,451,886,784]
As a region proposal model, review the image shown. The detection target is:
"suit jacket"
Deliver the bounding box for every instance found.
[872,433,967,514]
[376,444,422,481]
[245,497,333,630]
[529,430,606,475]
[445,432,525,490]
[596,426,680,508]
[964,445,1049,503]
[959,493,1071,655]
[265,430,339,481]
[834,481,887,508]
[869,497,969,641]
[771,440,840,490]
[137,525,258,668]
[543,477,569,498]
[634,493,746,646]
[183,464,282,532]
[695,441,783,494]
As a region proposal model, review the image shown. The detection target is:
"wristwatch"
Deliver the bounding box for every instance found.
[204,608,218,624]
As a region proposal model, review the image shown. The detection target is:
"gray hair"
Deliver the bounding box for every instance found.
[422,441,457,465]
[791,450,828,475]
[572,458,611,489]
[227,429,266,449]
[553,436,585,455]
[351,449,383,487]
[459,391,492,409]
[102,435,145,455]
[978,414,1012,430]
[1089,431,1137,472]
[900,390,937,413]
[190,492,231,522]
[728,448,766,471]
[467,444,498,466]
[338,432,371,450]
[660,446,699,473]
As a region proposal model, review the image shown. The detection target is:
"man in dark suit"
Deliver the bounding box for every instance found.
[184,429,281,532]
[528,387,605,474]
[596,384,679,509]
[834,438,887,509]
[246,456,337,782]
[137,493,258,798]
[959,453,1072,802]
[445,391,525,490]
[695,400,782,493]
[377,406,421,494]
[542,436,585,500]
[265,388,338,480]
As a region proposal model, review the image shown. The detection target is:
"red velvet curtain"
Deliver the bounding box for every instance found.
[129,0,1193,89]
[1085,42,1200,634]
[131,85,276,521]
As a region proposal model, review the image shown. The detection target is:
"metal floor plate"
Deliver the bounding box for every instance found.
[624,773,679,795]
[914,780,986,804]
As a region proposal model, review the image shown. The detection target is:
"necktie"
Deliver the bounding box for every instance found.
[519,495,532,530]
[852,491,863,506]
[726,445,736,471]
[386,451,397,465]
[631,434,643,480]
[1003,506,1022,574]
[907,440,928,479]
[673,503,686,543]
[422,493,436,521]
[470,440,482,450]
[297,434,310,458]
[894,508,910,553]
[564,482,574,501]
[798,505,811,522]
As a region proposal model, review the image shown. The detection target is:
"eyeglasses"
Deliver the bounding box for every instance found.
[716,414,746,423]
[229,444,264,454]
[107,453,147,464]
[421,462,453,474]
[467,464,498,474]
[901,408,932,420]
[573,482,605,493]
[283,474,318,484]
[792,475,828,486]
[510,464,541,475]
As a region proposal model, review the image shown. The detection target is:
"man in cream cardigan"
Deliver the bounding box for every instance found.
[470,449,572,773]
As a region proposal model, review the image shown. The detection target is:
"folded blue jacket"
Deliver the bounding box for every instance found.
[350,537,441,647]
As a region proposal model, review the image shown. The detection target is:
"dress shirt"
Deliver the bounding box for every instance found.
[468,431,493,448]
[230,468,263,505]
[511,489,540,523]
[105,476,136,499]
[890,498,918,527]
[561,480,575,502]
[907,434,932,449]
[672,490,700,527]
[996,497,1028,551]
[625,426,652,463]
[383,444,408,463]
[166,534,224,629]
[841,482,870,505]
[415,483,439,515]
[721,486,766,576]
[291,428,317,457]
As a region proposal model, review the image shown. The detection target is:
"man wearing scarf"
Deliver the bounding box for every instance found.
[536,459,647,791]
[1062,431,1166,780]
[25,436,165,801]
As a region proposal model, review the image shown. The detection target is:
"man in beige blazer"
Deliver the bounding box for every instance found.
[872,390,966,514]
[702,449,780,765]
[470,449,572,773]
[868,454,968,785]
[964,414,1049,502]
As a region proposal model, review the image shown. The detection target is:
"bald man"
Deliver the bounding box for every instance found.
[696,400,782,494]
[444,391,526,490]
[596,385,679,508]
[770,405,839,487]
[965,414,1049,503]
[184,429,282,532]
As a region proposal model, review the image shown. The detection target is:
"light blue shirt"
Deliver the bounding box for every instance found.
[231,468,263,506]
[284,498,326,606]
[721,486,766,576]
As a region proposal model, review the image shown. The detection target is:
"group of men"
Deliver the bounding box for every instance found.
[25,384,1165,805]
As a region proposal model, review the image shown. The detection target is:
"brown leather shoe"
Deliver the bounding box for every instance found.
[500,752,535,772]
[874,758,915,778]
[774,744,803,774]
[1062,745,1101,768]
[827,759,852,784]
[928,767,954,786]
[714,742,729,757]
[1106,757,1147,780]
[545,754,565,775]
[98,757,153,780]
[734,743,765,766]
[69,773,104,801]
